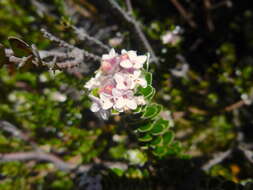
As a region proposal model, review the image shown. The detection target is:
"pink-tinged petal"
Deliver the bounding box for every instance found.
[135,55,147,65]
[127,99,137,110]
[125,90,134,98]
[114,73,124,83]
[112,88,123,97]
[91,102,100,112]
[128,51,137,61]
[120,60,132,69]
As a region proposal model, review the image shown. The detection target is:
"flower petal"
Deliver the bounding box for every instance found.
[120,60,132,69]
[121,49,127,54]
[115,97,126,109]
[135,55,147,65]
[91,102,100,112]
[128,51,137,61]
[137,78,147,88]
[127,99,137,110]
[101,99,113,110]
[133,62,143,69]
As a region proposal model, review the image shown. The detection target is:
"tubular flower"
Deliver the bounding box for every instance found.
[84,49,148,119]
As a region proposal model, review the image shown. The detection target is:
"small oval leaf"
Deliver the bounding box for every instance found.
[8,37,32,57]
[142,104,162,119]
[138,123,154,133]
[138,134,152,142]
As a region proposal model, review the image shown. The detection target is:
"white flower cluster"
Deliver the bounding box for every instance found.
[84,49,148,119]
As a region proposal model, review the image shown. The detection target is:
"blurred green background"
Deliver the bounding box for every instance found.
[0,0,253,189]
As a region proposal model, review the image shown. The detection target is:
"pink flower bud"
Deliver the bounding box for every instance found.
[99,84,114,95]
[101,61,112,73]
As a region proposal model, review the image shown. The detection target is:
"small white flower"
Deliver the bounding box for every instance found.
[120,50,147,69]
[136,96,146,105]
[84,71,102,90]
[112,89,137,111]
[91,102,100,112]
[102,49,117,60]
[129,70,147,88]
[114,72,133,90]
[100,93,114,110]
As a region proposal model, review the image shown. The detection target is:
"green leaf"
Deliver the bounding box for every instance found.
[142,104,162,119]
[8,37,32,57]
[163,131,174,145]
[133,106,142,114]
[139,85,154,98]
[150,136,163,146]
[138,134,152,142]
[145,72,152,85]
[166,142,182,155]
[138,123,154,133]
[91,88,99,97]
[152,146,167,157]
[150,118,169,135]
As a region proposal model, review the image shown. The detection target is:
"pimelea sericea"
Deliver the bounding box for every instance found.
[84,49,148,119]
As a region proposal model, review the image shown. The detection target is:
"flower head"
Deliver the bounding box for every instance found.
[84,49,148,119]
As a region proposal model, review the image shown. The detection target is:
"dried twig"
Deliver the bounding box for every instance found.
[224,100,245,112]
[203,0,214,32]
[41,28,101,61]
[70,25,111,52]
[0,121,39,150]
[0,121,128,173]
[0,151,128,172]
[201,149,232,171]
[169,0,197,29]
[108,0,159,65]
[125,0,133,14]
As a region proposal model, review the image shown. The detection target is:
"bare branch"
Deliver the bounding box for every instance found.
[108,0,159,65]
[203,0,215,32]
[169,0,197,29]
[125,0,133,14]
[201,149,232,171]
[0,121,128,173]
[0,152,77,172]
[70,25,111,52]
[238,145,253,164]
[0,152,128,173]
[0,121,38,150]
[41,28,101,61]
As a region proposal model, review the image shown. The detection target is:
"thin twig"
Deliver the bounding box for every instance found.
[0,151,128,172]
[0,121,128,173]
[201,149,232,171]
[108,0,159,65]
[70,25,111,52]
[238,145,253,164]
[0,121,39,150]
[224,100,245,112]
[41,28,101,61]
[203,0,214,32]
[125,0,133,14]
[169,0,197,29]
[0,152,77,172]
